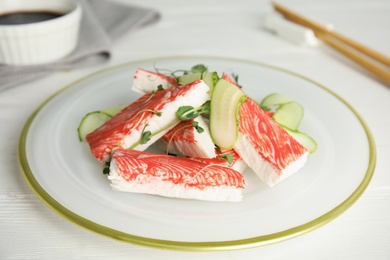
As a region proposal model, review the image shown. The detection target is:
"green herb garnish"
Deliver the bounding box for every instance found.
[140,124,152,144]
[103,161,110,175]
[191,64,208,74]
[231,73,242,88]
[191,121,204,133]
[176,106,199,120]
[157,84,164,91]
[218,154,234,165]
[176,101,211,120]
[165,120,204,154]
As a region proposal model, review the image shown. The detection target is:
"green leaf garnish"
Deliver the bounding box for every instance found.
[231,73,242,88]
[150,110,162,116]
[218,154,234,165]
[165,120,204,154]
[157,84,164,91]
[176,106,199,120]
[103,167,110,175]
[176,101,211,121]
[191,121,204,133]
[103,160,110,175]
[199,100,210,115]
[191,64,208,74]
[141,131,152,144]
[140,124,152,144]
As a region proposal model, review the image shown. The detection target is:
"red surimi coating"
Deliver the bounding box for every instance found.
[111,149,246,190]
[161,119,196,143]
[133,68,178,86]
[238,98,308,175]
[86,83,202,162]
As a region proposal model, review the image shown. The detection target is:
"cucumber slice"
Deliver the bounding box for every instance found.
[77,111,113,142]
[101,106,124,116]
[177,71,219,93]
[201,71,219,93]
[283,127,318,154]
[77,106,124,142]
[260,93,291,110]
[272,101,303,131]
[177,72,202,85]
[210,78,247,149]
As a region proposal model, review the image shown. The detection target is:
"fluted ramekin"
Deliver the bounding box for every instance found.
[0,0,82,66]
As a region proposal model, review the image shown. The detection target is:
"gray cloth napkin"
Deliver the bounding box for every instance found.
[0,0,160,91]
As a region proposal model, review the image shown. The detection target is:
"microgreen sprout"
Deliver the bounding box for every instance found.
[165,120,204,154]
[140,91,157,105]
[231,72,242,88]
[157,84,164,91]
[134,109,162,117]
[152,110,162,116]
[176,101,210,120]
[140,124,152,144]
[191,121,204,134]
[218,154,234,165]
[154,64,209,78]
[191,64,209,80]
[191,64,208,74]
[103,161,110,175]
[176,106,198,120]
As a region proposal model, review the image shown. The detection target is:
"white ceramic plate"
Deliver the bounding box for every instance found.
[19,56,376,251]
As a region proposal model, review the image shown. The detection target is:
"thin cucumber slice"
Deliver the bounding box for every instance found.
[177,71,219,93]
[177,72,202,85]
[260,93,291,110]
[283,127,318,154]
[272,101,304,131]
[77,111,113,142]
[210,78,247,149]
[201,71,219,93]
[101,106,124,116]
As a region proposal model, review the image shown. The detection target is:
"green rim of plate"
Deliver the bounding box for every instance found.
[17,56,377,252]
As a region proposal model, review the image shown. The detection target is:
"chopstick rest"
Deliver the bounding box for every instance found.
[263,12,321,46]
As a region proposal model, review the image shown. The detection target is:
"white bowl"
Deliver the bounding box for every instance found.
[0,0,82,66]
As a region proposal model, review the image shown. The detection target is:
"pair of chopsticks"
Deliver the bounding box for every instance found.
[272,2,390,86]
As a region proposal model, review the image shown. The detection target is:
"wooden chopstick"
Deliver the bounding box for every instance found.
[272,2,390,86]
[314,31,390,86]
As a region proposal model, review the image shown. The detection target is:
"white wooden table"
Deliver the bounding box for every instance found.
[1,0,390,259]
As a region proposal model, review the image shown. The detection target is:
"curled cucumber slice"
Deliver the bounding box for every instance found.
[201,71,219,94]
[283,127,318,154]
[210,78,247,149]
[260,93,317,154]
[272,101,304,131]
[259,93,291,110]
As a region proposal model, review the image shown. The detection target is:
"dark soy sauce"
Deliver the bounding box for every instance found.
[0,11,63,25]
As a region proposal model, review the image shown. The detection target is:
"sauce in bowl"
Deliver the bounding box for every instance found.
[0,11,63,25]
